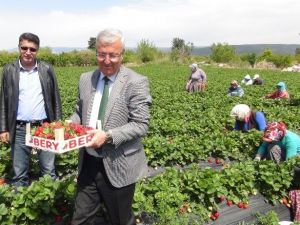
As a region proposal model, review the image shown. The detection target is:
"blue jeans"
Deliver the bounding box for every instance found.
[11,125,57,186]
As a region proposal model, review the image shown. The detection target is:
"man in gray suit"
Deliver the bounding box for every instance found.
[71,28,151,225]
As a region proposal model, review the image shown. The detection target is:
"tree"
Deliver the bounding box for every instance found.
[269,54,292,68]
[258,48,273,61]
[240,53,257,68]
[137,39,158,63]
[170,37,193,62]
[210,43,236,63]
[88,37,96,50]
[295,48,300,63]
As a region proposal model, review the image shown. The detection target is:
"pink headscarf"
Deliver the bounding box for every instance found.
[262,122,287,142]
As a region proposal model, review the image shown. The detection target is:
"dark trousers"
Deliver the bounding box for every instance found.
[71,153,136,225]
[11,125,56,186]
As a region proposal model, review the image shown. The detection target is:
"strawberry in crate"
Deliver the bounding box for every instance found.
[26,121,94,154]
[31,121,92,140]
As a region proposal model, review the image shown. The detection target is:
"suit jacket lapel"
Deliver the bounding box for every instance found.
[86,70,100,126]
[12,61,20,113]
[37,62,48,95]
[103,66,127,127]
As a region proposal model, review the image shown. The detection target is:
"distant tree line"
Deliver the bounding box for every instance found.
[0,39,299,68]
[211,43,297,68]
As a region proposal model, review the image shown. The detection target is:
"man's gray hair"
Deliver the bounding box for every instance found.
[96,28,125,51]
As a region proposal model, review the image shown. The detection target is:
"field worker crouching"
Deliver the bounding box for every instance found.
[254,122,300,163]
[230,104,267,132]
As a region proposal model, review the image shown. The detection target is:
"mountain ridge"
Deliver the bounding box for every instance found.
[191,44,300,55]
[6,44,300,55]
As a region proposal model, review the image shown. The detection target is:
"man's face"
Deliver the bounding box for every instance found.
[96,39,123,76]
[19,39,38,67]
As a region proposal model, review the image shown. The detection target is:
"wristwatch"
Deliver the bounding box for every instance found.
[105,131,113,144]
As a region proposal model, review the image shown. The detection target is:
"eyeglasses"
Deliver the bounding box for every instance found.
[20,46,37,53]
[96,52,122,62]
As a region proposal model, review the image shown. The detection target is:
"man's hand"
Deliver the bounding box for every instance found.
[0,132,9,143]
[86,130,106,148]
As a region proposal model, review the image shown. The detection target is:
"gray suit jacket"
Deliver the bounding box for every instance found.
[71,65,151,188]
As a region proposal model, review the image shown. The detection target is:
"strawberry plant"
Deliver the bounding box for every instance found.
[220,161,256,204]
[255,160,293,204]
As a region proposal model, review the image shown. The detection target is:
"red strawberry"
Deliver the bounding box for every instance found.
[226,200,233,206]
[237,202,244,208]
[213,211,220,219]
[54,121,63,129]
[55,215,63,222]
[0,178,6,185]
[178,207,186,214]
[208,158,213,163]
[46,133,54,139]
[219,196,225,202]
[34,130,41,136]
[243,203,249,209]
[215,158,221,164]
[60,206,67,212]
[281,198,288,205]
[210,214,216,221]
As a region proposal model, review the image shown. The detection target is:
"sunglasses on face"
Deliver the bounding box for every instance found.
[20,46,37,52]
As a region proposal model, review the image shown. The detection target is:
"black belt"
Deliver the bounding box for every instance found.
[16,119,49,127]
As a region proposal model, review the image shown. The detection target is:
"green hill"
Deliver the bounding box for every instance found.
[192,44,300,55]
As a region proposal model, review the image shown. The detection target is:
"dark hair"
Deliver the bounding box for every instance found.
[19,32,40,48]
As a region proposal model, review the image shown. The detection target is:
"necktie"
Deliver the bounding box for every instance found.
[98,76,110,129]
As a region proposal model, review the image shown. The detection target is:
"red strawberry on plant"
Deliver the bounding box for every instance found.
[237,202,244,208]
[208,158,213,163]
[215,158,221,164]
[243,203,249,209]
[210,214,216,221]
[178,206,186,214]
[219,195,225,202]
[226,200,233,206]
[213,211,220,219]
[60,206,67,212]
[281,197,288,205]
[0,178,6,185]
[55,215,63,222]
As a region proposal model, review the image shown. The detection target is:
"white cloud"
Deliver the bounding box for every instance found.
[0,0,300,50]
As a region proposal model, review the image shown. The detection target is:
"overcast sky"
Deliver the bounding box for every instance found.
[0,0,299,50]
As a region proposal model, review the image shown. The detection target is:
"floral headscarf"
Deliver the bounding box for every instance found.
[262,122,287,141]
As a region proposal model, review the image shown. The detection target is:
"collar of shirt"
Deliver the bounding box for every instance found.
[19,60,38,73]
[88,72,116,129]
[99,72,117,83]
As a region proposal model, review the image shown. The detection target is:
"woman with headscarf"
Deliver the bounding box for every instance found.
[252,74,263,85]
[227,80,244,97]
[230,104,267,132]
[265,81,290,99]
[254,122,300,163]
[241,74,253,85]
[185,63,207,92]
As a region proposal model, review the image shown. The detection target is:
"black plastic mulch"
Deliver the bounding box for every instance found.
[206,193,291,225]
[143,162,293,225]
